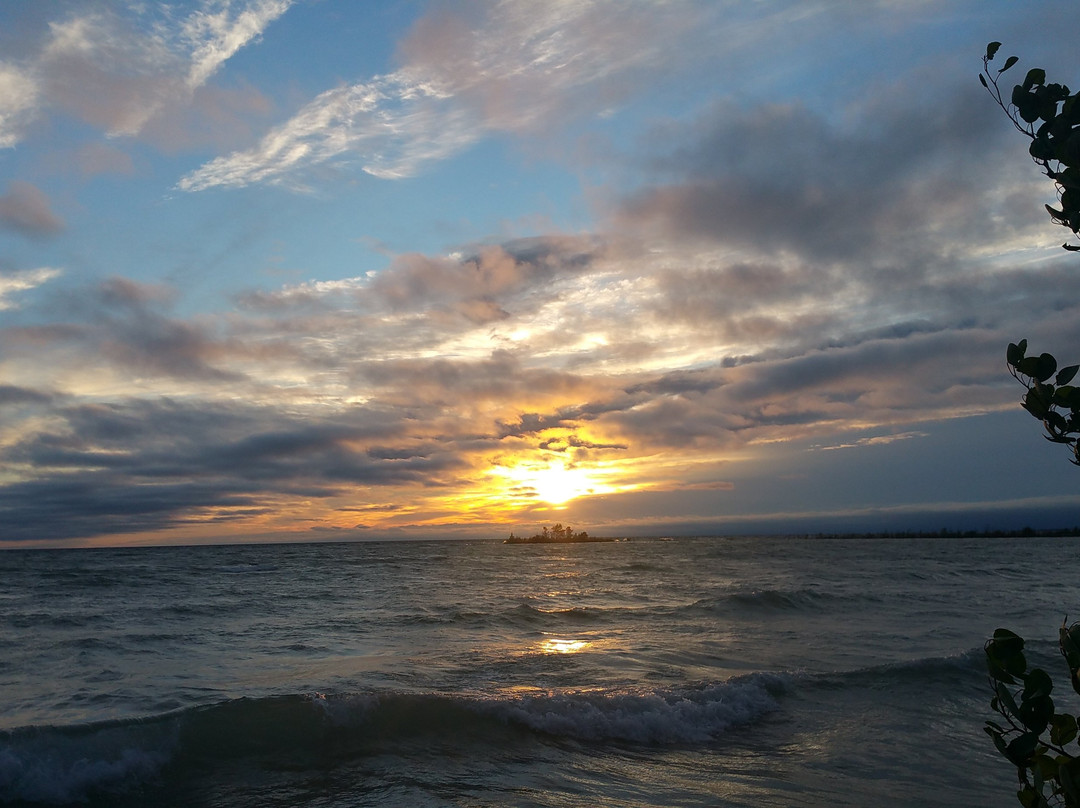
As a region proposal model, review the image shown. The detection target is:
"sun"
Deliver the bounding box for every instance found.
[492,460,605,507]
[529,463,594,505]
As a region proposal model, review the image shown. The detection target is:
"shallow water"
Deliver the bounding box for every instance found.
[1,535,1075,806]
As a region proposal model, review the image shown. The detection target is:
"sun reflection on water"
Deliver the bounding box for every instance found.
[539,637,590,654]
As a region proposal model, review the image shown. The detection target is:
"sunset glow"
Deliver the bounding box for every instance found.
[491,461,615,507]
[1,2,1079,547]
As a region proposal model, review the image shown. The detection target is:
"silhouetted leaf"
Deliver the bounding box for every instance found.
[1008,342,1027,367]
[1036,354,1058,382]
[1018,355,1058,383]
[1051,713,1078,746]
[1026,669,1055,700]
[1058,366,1079,386]
[1055,386,1080,408]
[1024,67,1046,89]
[1030,136,1055,161]
[986,42,1001,61]
[1002,55,1019,73]
[1006,732,1040,766]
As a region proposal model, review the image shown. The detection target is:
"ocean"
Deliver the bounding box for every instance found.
[0,535,1075,807]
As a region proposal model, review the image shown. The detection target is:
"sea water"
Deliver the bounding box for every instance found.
[0,535,1075,807]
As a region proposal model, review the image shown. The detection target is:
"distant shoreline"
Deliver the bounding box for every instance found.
[503,534,620,544]
[796,526,1080,540]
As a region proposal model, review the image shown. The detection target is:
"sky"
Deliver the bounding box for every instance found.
[1,0,1079,548]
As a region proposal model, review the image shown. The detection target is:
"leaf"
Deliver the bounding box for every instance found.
[1051,713,1078,746]
[1008,342,1027,367]
[1024,67,1047,90]
[1025,668,1055,700]
[1055,386,1080,408]
[1002,55,1019,73]
[1006,732,1040,766]
[1030,136,1055,161]
[1018,354,1058,383]
[1036,353,1059,382]
[1058,366,1079,386]
[1017,785,1039,808]
[986,42,1002,61]
[980,73,988,89]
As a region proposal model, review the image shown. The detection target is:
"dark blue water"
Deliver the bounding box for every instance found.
[2,535,1074,806]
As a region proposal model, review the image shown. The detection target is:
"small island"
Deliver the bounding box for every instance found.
[503,523,616,543]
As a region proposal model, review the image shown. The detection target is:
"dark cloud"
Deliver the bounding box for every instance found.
[0,396,468,542]
[0,181,64,237]
[618,82,1017,263]
[0,385,55,406]
[538,435,627,452]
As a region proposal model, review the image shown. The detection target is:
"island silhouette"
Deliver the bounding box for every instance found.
[503,524,616,543]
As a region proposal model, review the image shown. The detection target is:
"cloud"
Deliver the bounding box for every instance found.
[0,393,467,542]
[75,142,135,177]
[0,267,63,309]
[1,1,290,148]
[5,4,1080,543]
[617,83,1011,263]
[813,432,930,451]
[0,62,39,148]
[181,0,293,90]
[178,0,711,190]
[0,182,64,237]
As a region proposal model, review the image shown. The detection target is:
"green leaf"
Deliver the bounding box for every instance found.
[1051,713,1078,746]
[986,42,1002,61]
[1055,386,1079,408]
[1060,758,1080,805]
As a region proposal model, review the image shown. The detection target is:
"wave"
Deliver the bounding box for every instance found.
[798,647,987,694]
[0,675,786,805]
[693,588,882,614]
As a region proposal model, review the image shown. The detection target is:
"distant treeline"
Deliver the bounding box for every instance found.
[504,524,614,543]
[797,527,1080,539]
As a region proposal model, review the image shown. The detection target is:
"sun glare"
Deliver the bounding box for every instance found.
[530,464,593,505]
[492,460,610,507]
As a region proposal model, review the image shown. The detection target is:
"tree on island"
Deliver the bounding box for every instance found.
[504,524,592,543]
[980,44,1080,807]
